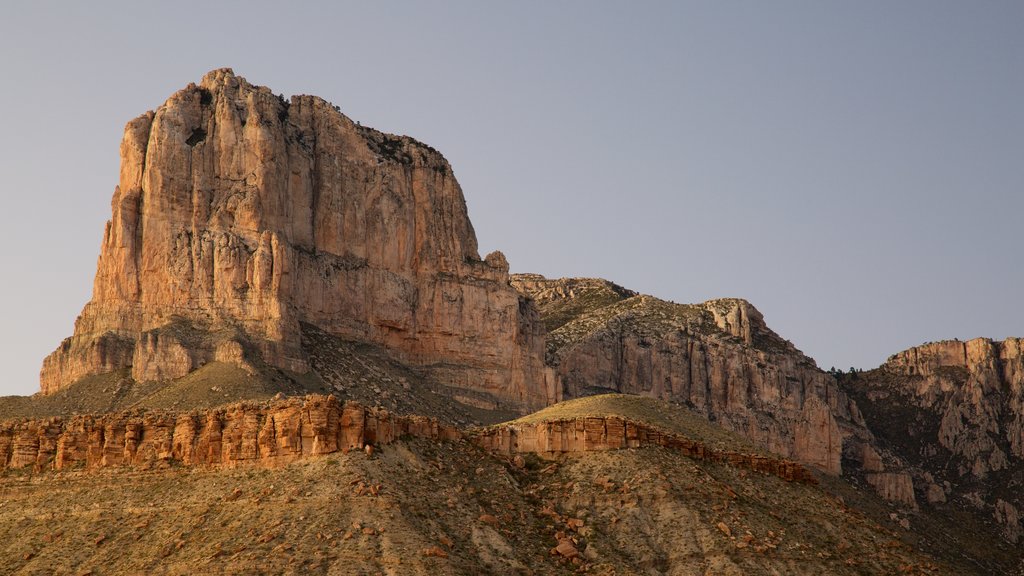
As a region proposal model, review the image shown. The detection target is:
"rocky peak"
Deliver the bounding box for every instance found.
[700,298,799,356]
[40,69,549,413]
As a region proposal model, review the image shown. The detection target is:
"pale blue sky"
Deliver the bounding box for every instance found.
[1,1,1021,395]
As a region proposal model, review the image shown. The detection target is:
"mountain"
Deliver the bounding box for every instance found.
[511,274,871,477]
[0,394,946,575]
[38,68,548,414]
[0,69,1020,574]
[840,338,1024,547]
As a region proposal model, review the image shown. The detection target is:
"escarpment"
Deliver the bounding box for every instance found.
[473,416,817,484]
[842,338,1024,543]
[512,274,874,476]
[0,395,457,472]
[39,69,548,412]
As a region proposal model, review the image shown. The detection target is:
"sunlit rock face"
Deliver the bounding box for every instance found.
[512,274,872,476]
[40,69,549,413]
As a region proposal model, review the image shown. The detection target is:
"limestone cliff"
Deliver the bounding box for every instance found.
[39,69,548,412]
[512,274,873,476]
[842,338,1024,542]
[0,395,457,472]
[473,417,817,483]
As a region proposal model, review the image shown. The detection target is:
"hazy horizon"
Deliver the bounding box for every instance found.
[1,1,1021,395]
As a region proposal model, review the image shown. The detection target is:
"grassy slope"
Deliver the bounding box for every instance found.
[503,394,764,454]
[0,363,328,421]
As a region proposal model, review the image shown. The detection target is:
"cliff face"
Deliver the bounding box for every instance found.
[0,391,813,484]
[882,338,1024,473]
[842,338,1024,542]
[512,275,872,476]
[0,395,457,472]
[40,69,548,412]
[473,417,816,483]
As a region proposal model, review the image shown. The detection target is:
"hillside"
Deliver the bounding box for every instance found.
[838,338,1024,571]
[1,68,1020,575]
[511,274,873,478]
[0,395,949,575]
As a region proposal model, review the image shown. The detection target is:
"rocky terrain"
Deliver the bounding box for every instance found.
[512,274,872,477]
[840,338,1024,549]
[0,395,947,575]
[1,69,1021,574]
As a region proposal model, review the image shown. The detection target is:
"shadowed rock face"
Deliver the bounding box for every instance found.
[40,69,549,412]
[843,338,1024,542]
[512,274,872,476]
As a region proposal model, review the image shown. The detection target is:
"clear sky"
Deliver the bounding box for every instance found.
[1,1,1021,396]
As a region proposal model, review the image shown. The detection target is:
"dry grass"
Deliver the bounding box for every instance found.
[503,394,765,454]
[0,434,952,575]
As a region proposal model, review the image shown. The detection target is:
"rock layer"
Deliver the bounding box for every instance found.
[473,416,817,483]
[40,69,548,412]
[513,275,872,476]
[0,392,813,485]
[0,395,457,472]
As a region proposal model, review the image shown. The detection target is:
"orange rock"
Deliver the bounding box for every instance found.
[0,397,461,473]
[554,539,579,558]
[39,69,550,415]
[421,546,449,558]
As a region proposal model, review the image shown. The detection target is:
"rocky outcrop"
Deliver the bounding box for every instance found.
[473,416,817,483]
[0,395,458,472]
[864,472,918,509]
[40,69,548,412]
[512,275,870,476]
[842,338,1024,541]
[0,394,816,484]
[880,338,1024,475]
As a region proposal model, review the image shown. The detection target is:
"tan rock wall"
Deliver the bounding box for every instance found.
[40,69,548,412]
[864,472,918,509]
[0,396,458,472]
[473,417,817,484]
[882,337,1024,473]
[549,328,856,475]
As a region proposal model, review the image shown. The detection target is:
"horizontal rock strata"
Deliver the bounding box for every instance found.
[0,395,457,472]
[473,417,817,484]
[0,395,813,484]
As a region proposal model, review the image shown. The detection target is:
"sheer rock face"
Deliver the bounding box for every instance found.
[843,337,1024,541]
[512,275,871,476]
[882,338,1024,472]
[39,69,548,412]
